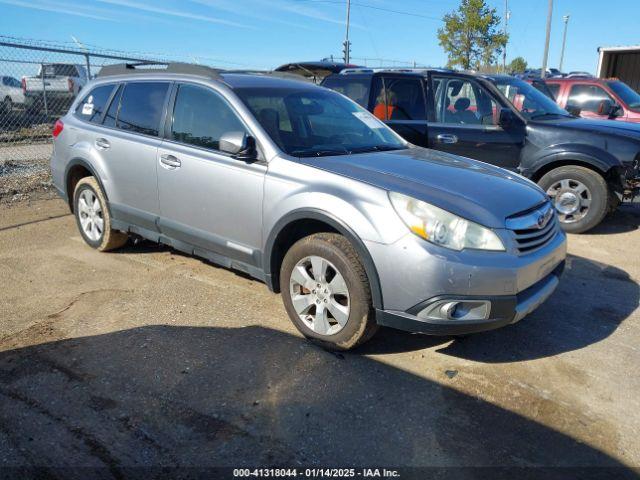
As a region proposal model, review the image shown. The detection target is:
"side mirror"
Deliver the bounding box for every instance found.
[219,131,257,160]
[597,99,614,116]
[611,103,623,117]
[597,99,623,118]
[565,103,582,117]
[499,108,522,128]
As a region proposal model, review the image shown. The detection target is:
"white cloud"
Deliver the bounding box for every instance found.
[0,0,117,21]
[96,0,250,28]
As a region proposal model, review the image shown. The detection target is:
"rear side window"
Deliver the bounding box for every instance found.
[371,77,426,120]
[115,82,169,136]
[75,84,115,123]
[171,83,247,151]
[43,64,78,77]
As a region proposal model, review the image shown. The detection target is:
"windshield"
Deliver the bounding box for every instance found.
[235,87,406,157]
[607,80,640,111]
[493,77,571,120]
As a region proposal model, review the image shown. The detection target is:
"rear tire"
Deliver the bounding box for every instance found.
[73,177,128,251]
[280,233,378,350]
[538,166,609,234]
[2,96,11,113]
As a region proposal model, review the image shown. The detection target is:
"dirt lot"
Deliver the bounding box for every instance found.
[0,197,639,477]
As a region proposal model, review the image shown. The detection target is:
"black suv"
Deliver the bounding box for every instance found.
[322,69,640,233]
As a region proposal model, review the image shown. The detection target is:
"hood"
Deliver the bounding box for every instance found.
[538,117,640,140]
[298,147,548,228]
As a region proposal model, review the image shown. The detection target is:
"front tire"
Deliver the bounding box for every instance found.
[538,166,609,234]
[73,177,128,251]
[280,233,378,350]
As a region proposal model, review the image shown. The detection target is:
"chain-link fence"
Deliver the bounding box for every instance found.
[0,37,174,161]
[0,37,181,199]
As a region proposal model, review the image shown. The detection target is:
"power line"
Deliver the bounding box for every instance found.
[292,0,441,20]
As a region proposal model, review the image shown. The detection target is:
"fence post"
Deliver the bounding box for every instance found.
[85,53,91,79]
[40,62,49,117]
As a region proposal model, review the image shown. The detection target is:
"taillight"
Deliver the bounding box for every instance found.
[68,78,74,92]
[21,77,26,94]
[52,119,64,138]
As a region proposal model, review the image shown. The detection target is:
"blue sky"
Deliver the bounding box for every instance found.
[0,0,638,72]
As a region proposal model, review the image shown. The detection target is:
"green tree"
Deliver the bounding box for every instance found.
[437,0,508,70]
[508,56,528,74]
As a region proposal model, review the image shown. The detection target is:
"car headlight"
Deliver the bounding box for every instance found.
[388,192,505,251]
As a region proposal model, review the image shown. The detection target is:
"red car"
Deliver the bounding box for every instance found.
[543,77,640,123]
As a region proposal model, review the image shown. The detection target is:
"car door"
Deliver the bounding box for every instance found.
[370,74,428,147]
[426,74,524,171]
[156,82,266,268]
[91,81,170,231]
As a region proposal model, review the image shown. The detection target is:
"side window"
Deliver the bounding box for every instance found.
[371,77,426,120]
[567,84,614,113]
[116,82,169,136]
[171,83,248,151]
[74,84,115,124]
[433,77,499,126]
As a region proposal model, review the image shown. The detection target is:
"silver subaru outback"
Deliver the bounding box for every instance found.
[50,63,567,350]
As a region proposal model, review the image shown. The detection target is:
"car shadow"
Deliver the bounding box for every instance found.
[434,253,638,363]
[587,204,639,235]
[115,242,637,363]
[0,325,635,477]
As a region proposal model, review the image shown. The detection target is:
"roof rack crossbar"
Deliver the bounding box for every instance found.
[97,62,223,79]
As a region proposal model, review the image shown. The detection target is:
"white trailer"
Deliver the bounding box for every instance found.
[597,45,640,93]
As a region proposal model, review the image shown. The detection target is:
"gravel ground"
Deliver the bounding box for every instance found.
[0,198,639,478]
[0,143,54,204]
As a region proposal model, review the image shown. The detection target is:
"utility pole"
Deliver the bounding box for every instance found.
[541,0,553,78]
[343,0,351,64]
[502,0,510,72]
[559,15,570,72]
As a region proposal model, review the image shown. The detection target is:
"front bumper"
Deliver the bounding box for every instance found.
[621,160,640,202]
[376,261,564,335]
[366,225,567,336]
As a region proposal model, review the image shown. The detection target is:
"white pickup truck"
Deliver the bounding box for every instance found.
[22,63,89,114]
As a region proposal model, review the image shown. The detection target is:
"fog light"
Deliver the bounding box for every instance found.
[417,299,491,321]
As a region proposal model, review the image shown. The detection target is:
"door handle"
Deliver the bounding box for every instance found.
[159,154,181,169]
[95,138,110,150]
[436,134,458,144]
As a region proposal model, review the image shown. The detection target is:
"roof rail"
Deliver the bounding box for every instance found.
[339,67,455,75]
[225,69,312,82]
[97,62,224,79]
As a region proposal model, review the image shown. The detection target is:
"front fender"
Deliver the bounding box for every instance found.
[263,208,385,309]
[524,143,622,178]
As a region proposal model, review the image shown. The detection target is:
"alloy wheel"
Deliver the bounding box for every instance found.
[289,255,350,336]
[77,189,104,242]
[546,178,591,223]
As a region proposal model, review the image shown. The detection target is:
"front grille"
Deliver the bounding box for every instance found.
[506,203,559,255]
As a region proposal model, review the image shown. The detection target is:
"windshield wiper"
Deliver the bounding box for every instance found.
[530,112,572,120]
[349,145,404,153]
[290,149,349,157]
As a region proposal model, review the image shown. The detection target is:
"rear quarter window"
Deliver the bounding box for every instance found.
[74,84,116,124]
